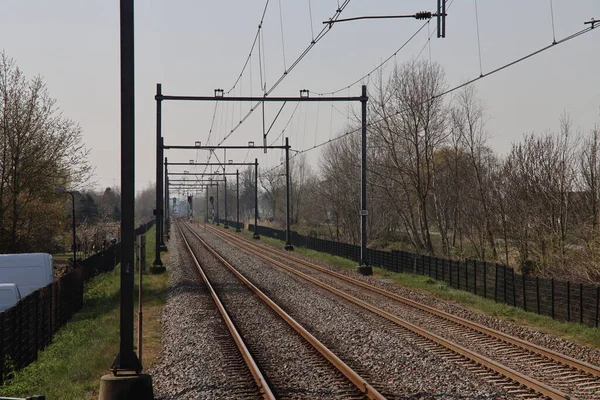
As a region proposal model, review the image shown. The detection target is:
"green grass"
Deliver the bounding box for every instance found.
[238,227,600,350]
[1,226,169,399]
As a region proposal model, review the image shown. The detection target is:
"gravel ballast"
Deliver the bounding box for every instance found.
[191,224,513,399]
[150,229,261,400]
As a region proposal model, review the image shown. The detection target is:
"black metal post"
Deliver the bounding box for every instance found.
[224,175,229,229]
[159,137,165,247]
[236,170,241,232]
[152,83,163,267]
[206,186,209,222]
[358,85,371,275]
[216,181,220,226]
[253,158,260,239]
[284,137,294,250]
[165,157,169,238]
[69,192,76,265]
[111,0,142,373]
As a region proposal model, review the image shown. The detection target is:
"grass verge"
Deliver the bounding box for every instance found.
[0,226,169,399]
[236,226,600,350]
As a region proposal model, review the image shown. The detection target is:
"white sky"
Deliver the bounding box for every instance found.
[1,1,598,196]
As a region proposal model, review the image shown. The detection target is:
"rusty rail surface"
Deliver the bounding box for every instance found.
[204,222,582,400]
[181,222,386,400]
[175,222,275,400]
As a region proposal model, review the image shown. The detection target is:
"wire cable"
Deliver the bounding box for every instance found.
[216,0,353,146]
[265,23,598,172]
[550,0,557,44]
[278,0,287,70]
[225,0,271,94]
[474,0,483,76]
[312,0,455,96]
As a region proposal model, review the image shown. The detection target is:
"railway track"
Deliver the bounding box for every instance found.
[176,221,383,399]
[200,222,600,400]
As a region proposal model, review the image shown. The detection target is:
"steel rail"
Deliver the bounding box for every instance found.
[203,223,575,400]
[182,222,386,400]
[174,222,275,400]
[211,223,600,378]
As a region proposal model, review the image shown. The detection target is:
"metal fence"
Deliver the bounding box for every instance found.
[214,218,244,231]
[249,224,600,328]
[0,220,154,385]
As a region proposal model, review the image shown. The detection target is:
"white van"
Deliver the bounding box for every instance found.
[0,283,22,312]
[0,253,54,297]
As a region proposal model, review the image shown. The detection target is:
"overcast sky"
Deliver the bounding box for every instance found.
[1,1,598,195]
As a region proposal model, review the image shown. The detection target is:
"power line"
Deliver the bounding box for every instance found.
[265,22,598,172]
[215,0,353,147]
[312,0,455,96]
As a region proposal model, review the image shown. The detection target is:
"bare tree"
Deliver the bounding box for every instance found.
[0,52,91,252]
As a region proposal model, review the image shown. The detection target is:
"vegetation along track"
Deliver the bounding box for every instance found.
[202,222,600,399]
[177,221,383,400]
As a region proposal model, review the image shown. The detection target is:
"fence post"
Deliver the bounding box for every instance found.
[442,258,445,282]
[512,269,516,307]
[141,235,146,272]
[465,259,469,293]
[474,260,478,295]
[435,257,439,280]
[536,277,540,315]
[551,278,555,320]
[457,261,461,290]
[413,255,417,274]
[596,286,599,328]
[503,265,507,304]
[0,313,4,385]
[567,281,571,322]
[522,273,527,311]
[483,262,487,298]
[494,264,498,302]
[449,259,453,287]
[580,283,584,324]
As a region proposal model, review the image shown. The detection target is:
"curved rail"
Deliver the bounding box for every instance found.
[181,222,386,400]
[175,222,275,399]
[202,223,578,400]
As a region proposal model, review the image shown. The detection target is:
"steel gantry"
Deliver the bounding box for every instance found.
[154,84,371,275]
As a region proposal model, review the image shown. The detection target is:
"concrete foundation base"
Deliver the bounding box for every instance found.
[252,234,261,240]
[357,265,373,276]
[149,265,166,274]
[284,244,294,251]
[224,225,229,229]
[159,245,168,252]
[235,228,241,232]
[98,373,153,400]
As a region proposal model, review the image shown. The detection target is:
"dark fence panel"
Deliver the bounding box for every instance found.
[0,220,154,385]
[247,223,600,329]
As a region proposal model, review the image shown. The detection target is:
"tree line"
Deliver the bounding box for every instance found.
[223,59,599,283]
[0,53,92,253]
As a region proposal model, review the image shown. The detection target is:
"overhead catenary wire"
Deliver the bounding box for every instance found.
[474,0,483,76]
[264,22,598,173]
[311,0,455,96]
[215,0,353,147]
[550,0,557,44]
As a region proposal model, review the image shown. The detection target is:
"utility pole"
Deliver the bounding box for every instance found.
[253,158,260,239]
[358,85,372,275]
[100,0,153,397]
[164,157,169,239]
[151,82,164,273]
[216,180,220,226]
[236,169,241,232]
[224,174,229,229]
[205,186,209,222]
[284,137,293,250]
